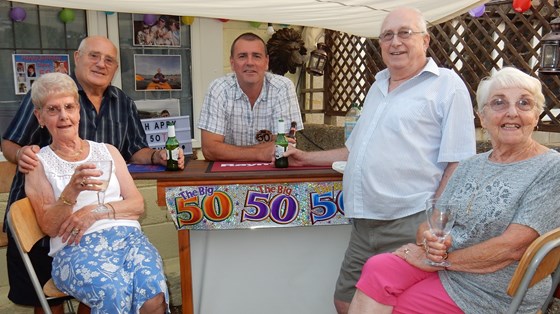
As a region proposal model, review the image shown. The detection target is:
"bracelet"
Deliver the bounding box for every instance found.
[106,203,116,219]
[59,193,76,206]
[150,150,157,165]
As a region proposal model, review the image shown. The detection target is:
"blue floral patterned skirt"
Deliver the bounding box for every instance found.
[52,226,170,313]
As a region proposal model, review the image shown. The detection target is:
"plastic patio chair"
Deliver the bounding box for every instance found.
[506,227,560,314]
[6,197,75,314]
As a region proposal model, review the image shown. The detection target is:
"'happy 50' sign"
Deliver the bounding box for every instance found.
[165,181,349,230]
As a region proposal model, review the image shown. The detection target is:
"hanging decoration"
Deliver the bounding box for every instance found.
[105,11,115,15]
[143,14,157,26]
[181,16,195,25]
[58,8,75,23]
[249,21,262,28]
[512,0,532,13]
[468,5,485,17]
[217,18,230,23]
[267,23,275,35]
[9,7,27,22]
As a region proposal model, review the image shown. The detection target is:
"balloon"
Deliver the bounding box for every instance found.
[217,18,230,23]
[249,21,262,28]
[58,8,75,23]
[468,5,485,17]
[181,16,195,25]
[143,14,157,26]
[9,7,27,22]
[513,0,531,13]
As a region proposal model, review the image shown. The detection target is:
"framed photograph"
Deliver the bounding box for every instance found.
[12,54,70,95]
[132,14,181,47]
[135,99,181,119]
[134,54,182,91]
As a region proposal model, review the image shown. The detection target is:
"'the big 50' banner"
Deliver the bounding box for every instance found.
[165,181,349,230]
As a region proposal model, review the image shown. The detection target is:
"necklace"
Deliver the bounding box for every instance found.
[50,140,84,158]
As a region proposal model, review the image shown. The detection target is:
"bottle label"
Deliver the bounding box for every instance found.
[344,121,357,141]
[275,145,287,159]
[167,148,179,160]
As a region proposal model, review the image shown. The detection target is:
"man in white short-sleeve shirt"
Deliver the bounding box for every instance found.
[284,7,476,314]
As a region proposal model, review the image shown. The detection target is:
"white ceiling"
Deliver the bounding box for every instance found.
[11,0,489,38]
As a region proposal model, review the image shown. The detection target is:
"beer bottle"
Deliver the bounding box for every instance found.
[166,121,180,171]
[274,119,289,168]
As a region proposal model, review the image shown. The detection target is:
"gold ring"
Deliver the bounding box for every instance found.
[80,179,86,187]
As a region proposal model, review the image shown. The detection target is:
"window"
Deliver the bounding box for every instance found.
[0,2,87,139]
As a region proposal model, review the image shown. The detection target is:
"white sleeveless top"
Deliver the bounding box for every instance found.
[37,140,140,256]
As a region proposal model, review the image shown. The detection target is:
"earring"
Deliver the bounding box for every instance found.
[40,125,44,128]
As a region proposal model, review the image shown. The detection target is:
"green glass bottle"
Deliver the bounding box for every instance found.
[274,119,289,168]
[166,121,180,171]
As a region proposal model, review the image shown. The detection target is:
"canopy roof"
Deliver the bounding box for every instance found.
[12,0,488,38]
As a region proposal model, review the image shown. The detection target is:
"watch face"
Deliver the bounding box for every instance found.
[256,129,273,143]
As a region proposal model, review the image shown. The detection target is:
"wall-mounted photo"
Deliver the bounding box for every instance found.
[134,54,182,91]
[12,54,70,95]
[135,99,181,119]
[132,14,181,47]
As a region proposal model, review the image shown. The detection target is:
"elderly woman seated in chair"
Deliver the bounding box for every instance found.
[25,72,169,314]
[347,67,560,314]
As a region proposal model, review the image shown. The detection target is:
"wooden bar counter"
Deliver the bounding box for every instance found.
[132,160,343,314]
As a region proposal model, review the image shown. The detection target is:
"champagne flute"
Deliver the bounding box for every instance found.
[90,160,112,214]
[425,198,456,267]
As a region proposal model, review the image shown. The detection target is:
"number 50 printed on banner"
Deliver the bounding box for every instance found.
[165,181,349,230]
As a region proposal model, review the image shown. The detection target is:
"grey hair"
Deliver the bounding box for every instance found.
[476,67,545,113]
[31,73,79,109]
[381,7,428,33]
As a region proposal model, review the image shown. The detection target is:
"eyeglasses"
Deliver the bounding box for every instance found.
[379,29,425,42]
[82,51,117,67]
[42,103,79,116]
[487,98,536,112]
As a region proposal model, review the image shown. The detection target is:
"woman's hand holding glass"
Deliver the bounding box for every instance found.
[423,230,452,265]
[424,198,456,267]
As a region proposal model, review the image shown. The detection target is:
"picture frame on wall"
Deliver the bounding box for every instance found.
[135,99,181,119]
[134,54,182,91]
[132,14,181,47]
[12,54,70,95]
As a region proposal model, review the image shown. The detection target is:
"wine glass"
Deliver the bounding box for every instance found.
[425,198,457,267]
[90,160,112,214]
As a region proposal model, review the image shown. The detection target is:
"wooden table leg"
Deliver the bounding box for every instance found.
[178,229,194,314]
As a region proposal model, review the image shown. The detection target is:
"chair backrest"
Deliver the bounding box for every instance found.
[7,197,46,253]
[0,161,16,193]
[6,197,56,314]
[0,161,17,247]
[506,227,560,313]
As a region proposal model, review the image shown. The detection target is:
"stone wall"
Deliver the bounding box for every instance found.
[296,123,345,151]
[297,123,560,154]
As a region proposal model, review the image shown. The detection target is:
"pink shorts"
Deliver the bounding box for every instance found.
[356,253,463,314]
